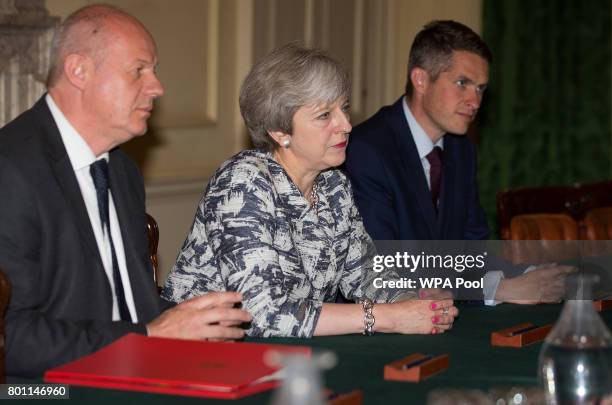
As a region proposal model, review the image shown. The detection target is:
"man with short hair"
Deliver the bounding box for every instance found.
[0,4,250,377]
[346,20,572,304]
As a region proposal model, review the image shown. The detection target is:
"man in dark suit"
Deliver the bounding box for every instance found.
[346,20,572,304]
[0,5,250,377]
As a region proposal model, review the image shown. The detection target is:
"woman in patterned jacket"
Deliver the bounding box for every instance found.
[162,43,458,337]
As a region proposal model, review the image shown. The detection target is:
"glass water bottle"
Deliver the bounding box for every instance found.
[539,273,612,404]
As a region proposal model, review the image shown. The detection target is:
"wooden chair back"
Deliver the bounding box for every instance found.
[0,268,11,383]
[146,213,160,286]
[497,180,612,240]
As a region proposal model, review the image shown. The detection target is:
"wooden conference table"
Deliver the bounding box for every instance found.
[13,303,611,404]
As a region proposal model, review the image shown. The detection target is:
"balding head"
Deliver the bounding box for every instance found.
[46,4,152,88]
[46,4,163,156]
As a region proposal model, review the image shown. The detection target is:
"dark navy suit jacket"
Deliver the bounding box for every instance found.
[0,96,165,377]
[345,97,489,241]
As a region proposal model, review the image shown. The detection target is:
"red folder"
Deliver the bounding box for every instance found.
[44,333,311,399]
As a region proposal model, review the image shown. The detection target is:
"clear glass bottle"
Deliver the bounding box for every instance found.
[268,351,336,405]
[539,273,612,404]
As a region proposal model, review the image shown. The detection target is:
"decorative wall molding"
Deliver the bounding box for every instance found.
[141,0,221,129]
[251,0,370,121]
[351,0,364,115]
[363,0,397,119]
[0,0,59,126]
[204,0,219,123]
[146,178,208,198]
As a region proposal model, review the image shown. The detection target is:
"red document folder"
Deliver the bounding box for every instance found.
[43,333,311,399]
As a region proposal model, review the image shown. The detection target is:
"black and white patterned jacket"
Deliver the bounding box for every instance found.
[162,149,388,337]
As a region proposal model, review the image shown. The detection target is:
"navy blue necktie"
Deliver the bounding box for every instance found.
[90,159,132,322]
[426,146,443,212]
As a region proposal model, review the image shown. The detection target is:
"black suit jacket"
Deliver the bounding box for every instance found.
[345,97,489,241]
[0,96,164,377]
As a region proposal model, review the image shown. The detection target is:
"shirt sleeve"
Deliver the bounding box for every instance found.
[337,199,372,302]
[483,270,504,306]
[337,176,410,304]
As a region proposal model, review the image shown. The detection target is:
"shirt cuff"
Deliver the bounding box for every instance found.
[483,271,504,306]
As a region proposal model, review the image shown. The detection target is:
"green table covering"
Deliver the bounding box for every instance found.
[10,303,612,404]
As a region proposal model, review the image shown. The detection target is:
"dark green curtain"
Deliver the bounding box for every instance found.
[478,0,612,237]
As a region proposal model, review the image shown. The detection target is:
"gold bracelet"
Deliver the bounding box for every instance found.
[361,298,375,335]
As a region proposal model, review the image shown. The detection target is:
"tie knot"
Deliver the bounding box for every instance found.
[90,159,109,191]
[426,146,443,167]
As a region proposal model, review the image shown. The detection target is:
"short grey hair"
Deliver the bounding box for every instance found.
[239,42,350,151]
[46,4,146,88]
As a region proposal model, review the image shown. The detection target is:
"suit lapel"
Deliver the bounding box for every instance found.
[34,96,158,321]
[386,98,438,238]
[438,136,457,238]
[38,98,105,268]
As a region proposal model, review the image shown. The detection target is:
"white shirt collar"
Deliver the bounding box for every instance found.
[402,96,444,159]
[45,94,109,170]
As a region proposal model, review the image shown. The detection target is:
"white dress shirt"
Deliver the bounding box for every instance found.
[46,94,138,322]
[401,96,503,305]
[402,97,444,190]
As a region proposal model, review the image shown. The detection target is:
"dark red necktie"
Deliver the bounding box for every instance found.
[426,146,443,211]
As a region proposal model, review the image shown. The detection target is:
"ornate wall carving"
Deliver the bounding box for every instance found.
[0,0,59,126]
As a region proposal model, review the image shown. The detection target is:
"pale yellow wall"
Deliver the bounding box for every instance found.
[46,0,85,16]
[392,0,483,103]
